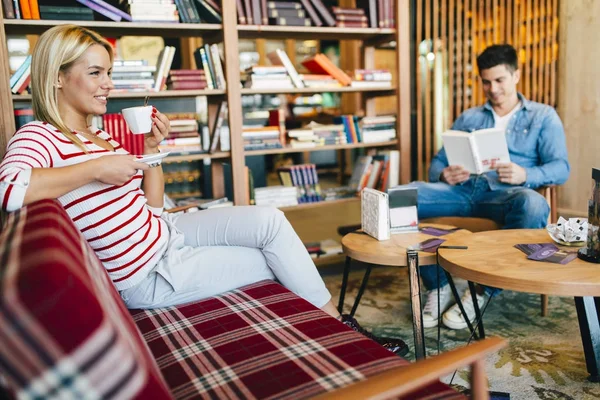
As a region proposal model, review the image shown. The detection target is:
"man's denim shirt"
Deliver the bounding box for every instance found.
[429,93,570,191]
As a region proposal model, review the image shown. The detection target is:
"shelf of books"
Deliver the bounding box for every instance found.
[2,19,222,37]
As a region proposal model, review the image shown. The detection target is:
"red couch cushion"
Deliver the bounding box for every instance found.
[0,200,172,399]
[131,280,463,399]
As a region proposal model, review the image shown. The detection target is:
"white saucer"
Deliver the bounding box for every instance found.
[137,152,170,166]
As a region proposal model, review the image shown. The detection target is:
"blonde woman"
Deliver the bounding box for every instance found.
[0,25,408,356]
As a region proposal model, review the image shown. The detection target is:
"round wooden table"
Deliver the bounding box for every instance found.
[438,229,600,381]
[341,224,471,359]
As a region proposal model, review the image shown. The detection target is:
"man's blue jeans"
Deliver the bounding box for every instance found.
[411,176,550,296]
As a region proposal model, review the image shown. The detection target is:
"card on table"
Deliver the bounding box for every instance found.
[514,243,577,265]
[420,226,460,237]
[409,238,446,253]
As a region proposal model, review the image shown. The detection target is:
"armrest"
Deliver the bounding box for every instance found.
[165,204,200,214]
[312,336,507,400]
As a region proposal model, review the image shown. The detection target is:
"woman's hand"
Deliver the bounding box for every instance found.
[92,155,149,186]
[144,106,170,154]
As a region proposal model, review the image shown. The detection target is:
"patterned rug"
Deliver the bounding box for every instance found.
[320,262,600,400]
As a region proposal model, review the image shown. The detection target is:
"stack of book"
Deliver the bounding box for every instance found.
[277,164,322,203]
[39,5,94,20]
[243,66,294,90]
[359,115,397,143]
[288,122,347,148]
[112,60,156,92]
[10,55,31,95]
[267,2,311,26]
[242,126,283,151]
[236,0,334,26]
[193,44,226,90]
[159,113,202,154]
[350,69,393,88]
[124,0,178,22]
[331,6,368,28]
[167,70,208,90]
[254,186,298,208]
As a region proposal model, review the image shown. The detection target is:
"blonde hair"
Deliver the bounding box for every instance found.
[31,24,113,151]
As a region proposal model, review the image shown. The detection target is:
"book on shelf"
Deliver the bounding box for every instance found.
[267,7,305,18]
[301,53,352,86]
[277,164,322,203]
[154,46,176,91]
[2,0,16,19]
[193,0,222,23]
[268,16,311,26]
[266,49,304,88]
[298,0,322,26]
[310,0,335,26]
[235,0,246,24]
[442,128,510,175]
[209,101,228,153]
[14,108,34,129]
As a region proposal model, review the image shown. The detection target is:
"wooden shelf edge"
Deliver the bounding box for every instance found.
[237,25,396,40]
[164,152,230,162]
[278,197,359,211]
[13,89,225,102]
[3,19,222,34]
[245,140,398,156]
[241,87,395,95]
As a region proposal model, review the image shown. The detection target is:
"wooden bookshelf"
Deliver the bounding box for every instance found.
[245,140,398,156]
[0,0,412,208]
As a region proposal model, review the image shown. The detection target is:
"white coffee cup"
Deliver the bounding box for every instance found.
[121,105,152,134]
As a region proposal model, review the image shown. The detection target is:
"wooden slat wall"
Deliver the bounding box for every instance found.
[414,0,559,181]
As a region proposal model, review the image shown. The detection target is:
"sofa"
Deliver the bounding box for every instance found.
[0,199,505,399]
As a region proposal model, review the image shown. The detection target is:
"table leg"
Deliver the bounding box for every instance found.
[575,296,600,382]
[407,250,426,360]
[445,272,480,340]
[468,281,486,339]
[350,264,373,317]
[338,257,352,314]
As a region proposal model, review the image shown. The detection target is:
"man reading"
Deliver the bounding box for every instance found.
[412,44,570,330]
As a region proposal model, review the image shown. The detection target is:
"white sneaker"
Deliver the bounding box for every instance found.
[442,289,488,330]
[422,285,453,328]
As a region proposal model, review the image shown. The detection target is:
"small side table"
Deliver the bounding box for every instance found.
[340,224,471,359]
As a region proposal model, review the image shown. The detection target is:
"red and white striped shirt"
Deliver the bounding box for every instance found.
[0,121,168,290]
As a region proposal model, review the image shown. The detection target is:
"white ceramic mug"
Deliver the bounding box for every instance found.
[121,105,152,134]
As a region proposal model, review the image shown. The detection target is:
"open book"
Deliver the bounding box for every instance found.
[442,128,510,174]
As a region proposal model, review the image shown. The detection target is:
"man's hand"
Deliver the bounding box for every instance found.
[494,162,527,185]
[440,165,470,186]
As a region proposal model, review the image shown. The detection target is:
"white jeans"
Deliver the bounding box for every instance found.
[119,206,331,309]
